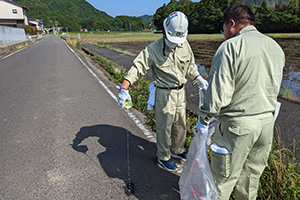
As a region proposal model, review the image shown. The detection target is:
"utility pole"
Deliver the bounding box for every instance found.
[66,26,69,38]
[55,20,57,35]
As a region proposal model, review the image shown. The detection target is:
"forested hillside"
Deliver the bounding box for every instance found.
[138,15,154,25]
[154,0,300,33]
[13,0,299,33]
[13,0,146,31]
[244,0,291,7]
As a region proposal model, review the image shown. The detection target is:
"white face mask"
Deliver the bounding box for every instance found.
[165,38,177,48]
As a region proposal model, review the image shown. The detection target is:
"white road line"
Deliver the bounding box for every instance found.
[2,40,40,60]
[65,42,156,143]
[2,47,28,60]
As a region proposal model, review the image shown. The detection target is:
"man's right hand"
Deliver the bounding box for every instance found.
[117,88,131,109]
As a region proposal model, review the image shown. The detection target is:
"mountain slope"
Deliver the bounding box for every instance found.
[138,15,153,25]
[14,0,112,29]
[13,0,145,31]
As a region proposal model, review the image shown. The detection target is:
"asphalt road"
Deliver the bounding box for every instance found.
[0,35,183,199]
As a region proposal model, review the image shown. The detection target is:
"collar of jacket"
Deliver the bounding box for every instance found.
[236,25,257,37]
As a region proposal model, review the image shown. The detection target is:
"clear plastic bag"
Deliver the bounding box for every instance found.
[179,125,218,200]
[179,88,218,200]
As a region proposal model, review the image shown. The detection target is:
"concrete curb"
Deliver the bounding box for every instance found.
[0,35,42,56]
[0,39,30,55]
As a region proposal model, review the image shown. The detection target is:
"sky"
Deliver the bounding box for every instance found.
[85,0,199,18]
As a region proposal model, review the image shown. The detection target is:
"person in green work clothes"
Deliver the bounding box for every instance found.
[196,4,285,199]
[117,11,208,171]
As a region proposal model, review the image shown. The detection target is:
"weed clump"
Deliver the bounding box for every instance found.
[257,125,300,199]
[66,38,81,49]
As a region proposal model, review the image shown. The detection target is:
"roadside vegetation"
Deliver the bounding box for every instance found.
[66,38,81,49]
[65,33,300,199]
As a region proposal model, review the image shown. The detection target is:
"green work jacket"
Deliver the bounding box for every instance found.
[124,37,199,88]
[199,26,285,124]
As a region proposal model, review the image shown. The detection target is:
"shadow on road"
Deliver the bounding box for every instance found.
[71,124,181,200]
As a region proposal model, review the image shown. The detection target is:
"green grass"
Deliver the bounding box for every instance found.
[256,125,300,199]
[266,33,300,38]
[69,32,163,44]
[94,54,125,83]
[65,38,81,49]
[98,44,138,57]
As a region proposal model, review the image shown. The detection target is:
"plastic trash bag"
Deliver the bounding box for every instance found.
[179,124,218,200]
[179,88,218,200]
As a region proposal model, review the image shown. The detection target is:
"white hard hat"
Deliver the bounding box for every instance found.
[163,11,188,44]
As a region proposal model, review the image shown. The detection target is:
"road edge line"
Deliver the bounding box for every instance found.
[64,41,156,143]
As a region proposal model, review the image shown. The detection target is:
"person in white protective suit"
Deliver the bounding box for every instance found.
[197,4,285,199]
[117,11,208,171]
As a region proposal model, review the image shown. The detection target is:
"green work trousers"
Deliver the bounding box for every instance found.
[155,87,186,161]
[211,113,274,200]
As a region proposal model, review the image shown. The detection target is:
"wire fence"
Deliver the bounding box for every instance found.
[0,26,27,46]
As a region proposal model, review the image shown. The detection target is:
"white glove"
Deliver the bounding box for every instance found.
[117,88,131,109]
[196,121,208,135]
[195,75,208,90]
